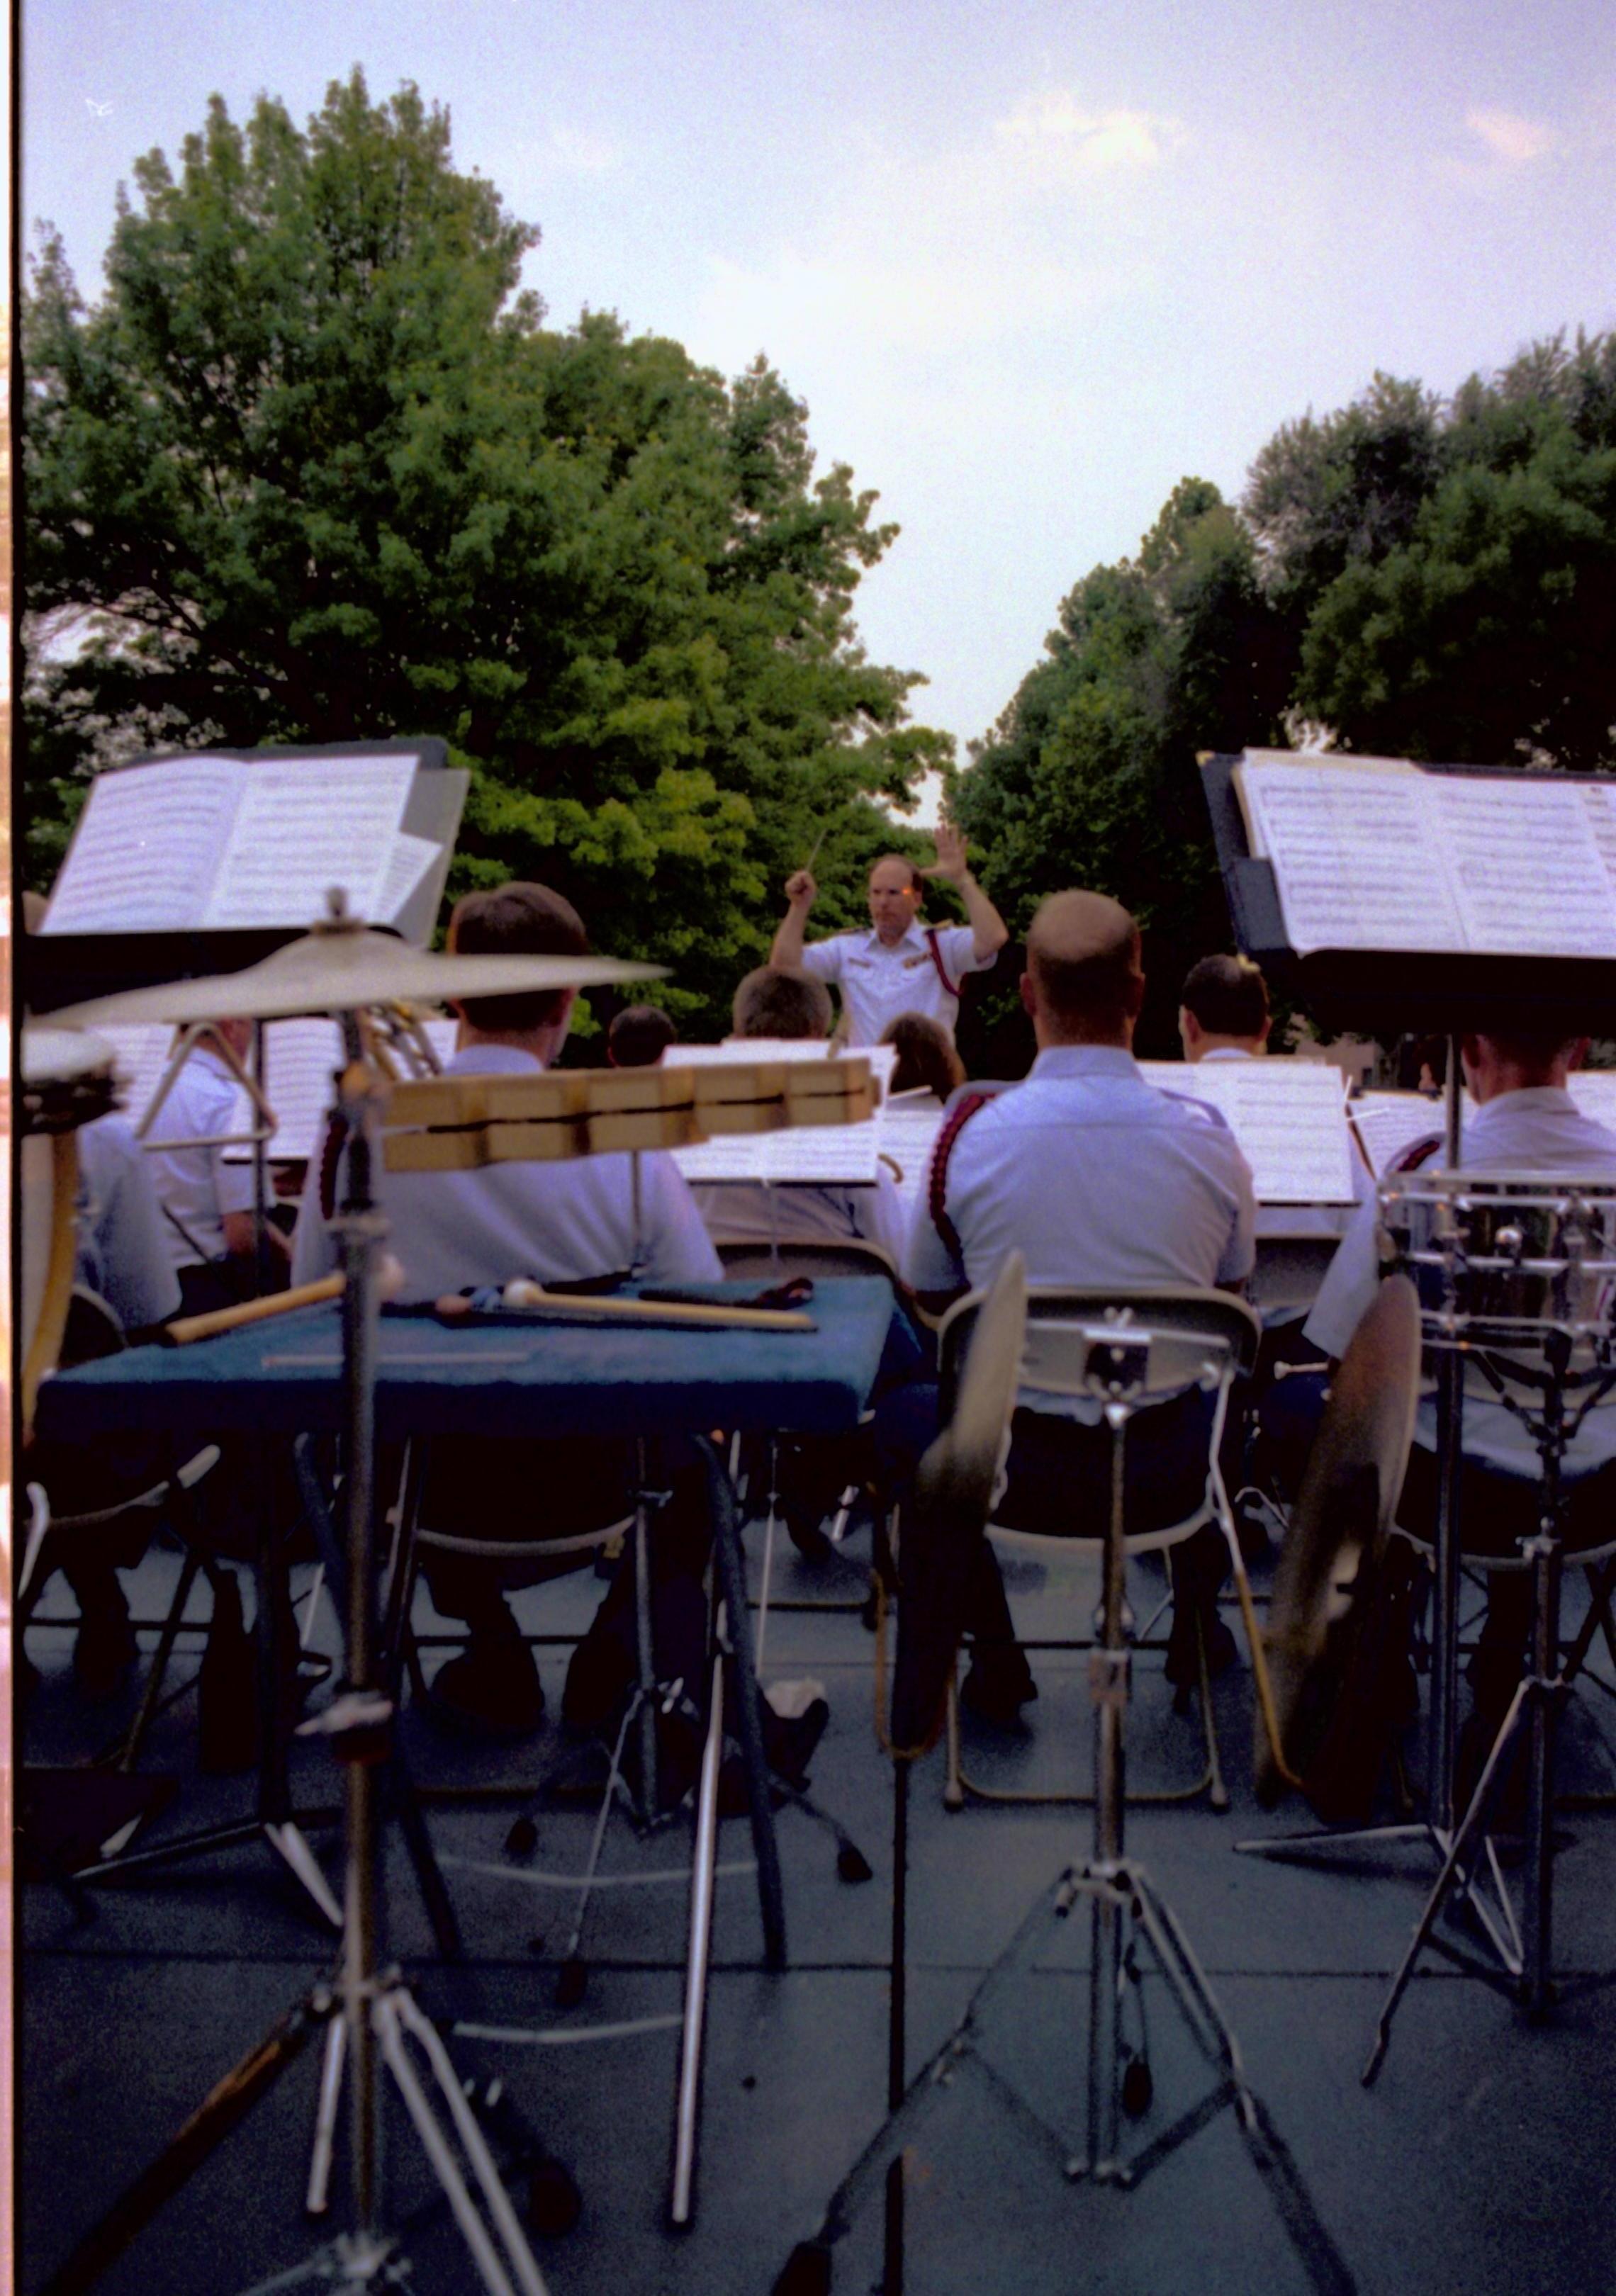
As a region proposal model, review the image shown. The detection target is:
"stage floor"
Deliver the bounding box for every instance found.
[18,1525,1616,2296]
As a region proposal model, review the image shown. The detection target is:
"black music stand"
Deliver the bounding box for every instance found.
[1203,753,1616,1972]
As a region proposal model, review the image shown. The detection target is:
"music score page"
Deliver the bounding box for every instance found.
[1236,753,1616,958]
[1138,1058,1357,1203]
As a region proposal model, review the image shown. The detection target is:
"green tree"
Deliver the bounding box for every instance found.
[23,72,948,1032]
[955,479,1289,1052]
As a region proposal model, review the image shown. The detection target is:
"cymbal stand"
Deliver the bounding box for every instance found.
[40,1030,555,2296]
[1236,1037,1519,1966]
[774,1332,1356,2296]
[1364,1330,1616,2081]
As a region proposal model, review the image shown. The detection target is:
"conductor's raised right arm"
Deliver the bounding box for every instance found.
[768,868,817,969]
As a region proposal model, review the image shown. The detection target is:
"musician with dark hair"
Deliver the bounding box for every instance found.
[1179,954,1271,1060]
[768,822,1009,1047]
[897,889,1257,1724]
[606,1003,676,1068]
[1305,1024,1616,1800]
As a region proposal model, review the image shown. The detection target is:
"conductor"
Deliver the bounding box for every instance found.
[768,823,1009,1047]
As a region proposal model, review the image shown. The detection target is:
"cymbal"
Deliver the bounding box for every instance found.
[43,924,664,1029]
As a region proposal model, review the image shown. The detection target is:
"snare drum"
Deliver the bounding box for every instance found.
[1378,1169,1616,1346]
[19,1026,119,1432]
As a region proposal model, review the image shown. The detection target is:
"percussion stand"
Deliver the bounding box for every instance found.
[1235,1035,1520,1968]
[774,1334,1357,2296]
[1364,1332,1616,2080]
[43,1031,555,2296]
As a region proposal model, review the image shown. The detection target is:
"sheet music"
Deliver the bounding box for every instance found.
[1347,1091,1444,1177]
[1568,1070,1616,1132]
[1138,1058,1357,1203]
[96,1023,181,1125]
[203,753,415,928]
[228,1020,346,1162]
[378,832,441,925]
[1238,760,1464,953]
[1428,779,1616,957]
[1238,754,1616,958]
[876,1096,948,1215]
[43,758,245,933]
[671,1123,880,1186]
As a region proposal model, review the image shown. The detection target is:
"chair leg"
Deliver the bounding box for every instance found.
[113,1546,206,1775]
[943,1665,965,1811]
[1194,1612,1230,1813]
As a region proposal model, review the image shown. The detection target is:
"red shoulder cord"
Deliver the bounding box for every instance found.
[924,927,963,998]
[927,1091,992,1268]
[318,1111,349,1222]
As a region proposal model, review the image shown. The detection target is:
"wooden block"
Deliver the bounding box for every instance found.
[383,1127,488,1173]
[482,1118,590,1162]
[589,1105,702,1153]
[386,1074,493,1127]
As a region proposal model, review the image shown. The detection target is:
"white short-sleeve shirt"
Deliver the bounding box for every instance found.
[690,1167,906,1262]
[1303,1085,1616,1475]
[142,1042,256,1271]
[903,1045,1256,1297]
[76,1115,184,1329]
[799,921,994,1047]
[290,1044,722,1300]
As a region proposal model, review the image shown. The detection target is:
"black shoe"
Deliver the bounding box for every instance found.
[1164,1609,1239,1690]
[430,1633,546,1740]
[960,1650,1038,1731]
[74,1605,138,1705]
[763,1696,829,1791]
[783,1505,834,1566]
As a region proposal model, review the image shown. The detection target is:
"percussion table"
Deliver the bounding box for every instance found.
[35,1276,898,1969]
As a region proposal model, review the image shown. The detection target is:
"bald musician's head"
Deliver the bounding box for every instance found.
[1019,891,1145,1049]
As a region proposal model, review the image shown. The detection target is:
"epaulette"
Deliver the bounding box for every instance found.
[928,1090,994,1268]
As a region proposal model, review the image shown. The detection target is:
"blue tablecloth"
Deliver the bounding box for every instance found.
[35,1280,896,1444]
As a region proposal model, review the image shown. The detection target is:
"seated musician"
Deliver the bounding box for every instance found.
[1179,953,1269,1062]
[881,1011,966,1103]
[689,966,905,1261]
[607,1002,675,1068]
[899,890,1257,1726]
[147,1015,291,1315]
[1303,1025,1616,1789]
[293,882,722,1743]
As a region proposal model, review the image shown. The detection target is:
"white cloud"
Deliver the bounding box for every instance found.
[992,89,1184,176]
[545,125,622,174]
[1464,107,1560,167]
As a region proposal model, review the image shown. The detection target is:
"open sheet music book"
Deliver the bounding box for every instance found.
[1347,1091,1444,1177]
[42,749,449,939]
[1568,1070,1616,1132]
[668,1040,897,1185]
[1233,750,1616,960]
[877,1093,948,1215]
[1137,1057,1357,1204]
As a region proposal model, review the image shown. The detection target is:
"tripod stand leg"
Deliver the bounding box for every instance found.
[1363,1679,1533,2086]
[40,1993,325,2296]
[670,1650,724,2228]
[305,2010,347,2217]
[702,1438,787,1970]
[382,1990,551,2296]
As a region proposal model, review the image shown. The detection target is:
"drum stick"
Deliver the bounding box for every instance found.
[165,1274,345,1346]
[802,823,830,873]
[437,1284,814,1334]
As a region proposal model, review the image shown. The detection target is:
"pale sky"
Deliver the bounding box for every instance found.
[23,0,1616,772]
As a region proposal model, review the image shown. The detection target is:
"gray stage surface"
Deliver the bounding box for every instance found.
[18,1530,1616,2296]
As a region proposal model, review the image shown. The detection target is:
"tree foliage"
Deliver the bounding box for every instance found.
[959,330,1616,1048]
[23,72,947,1031]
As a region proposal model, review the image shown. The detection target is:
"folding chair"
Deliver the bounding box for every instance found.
[933,1284,1264,1813]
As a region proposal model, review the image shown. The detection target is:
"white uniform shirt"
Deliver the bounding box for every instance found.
[690,1168,906,1261]
[143,1042,256,1271]
[291,1044,722,1300]
[1304,1085,1616,1474]
[799,921,994,1047]
[903,1045,1257,1297]
[76,1115,184,1329]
